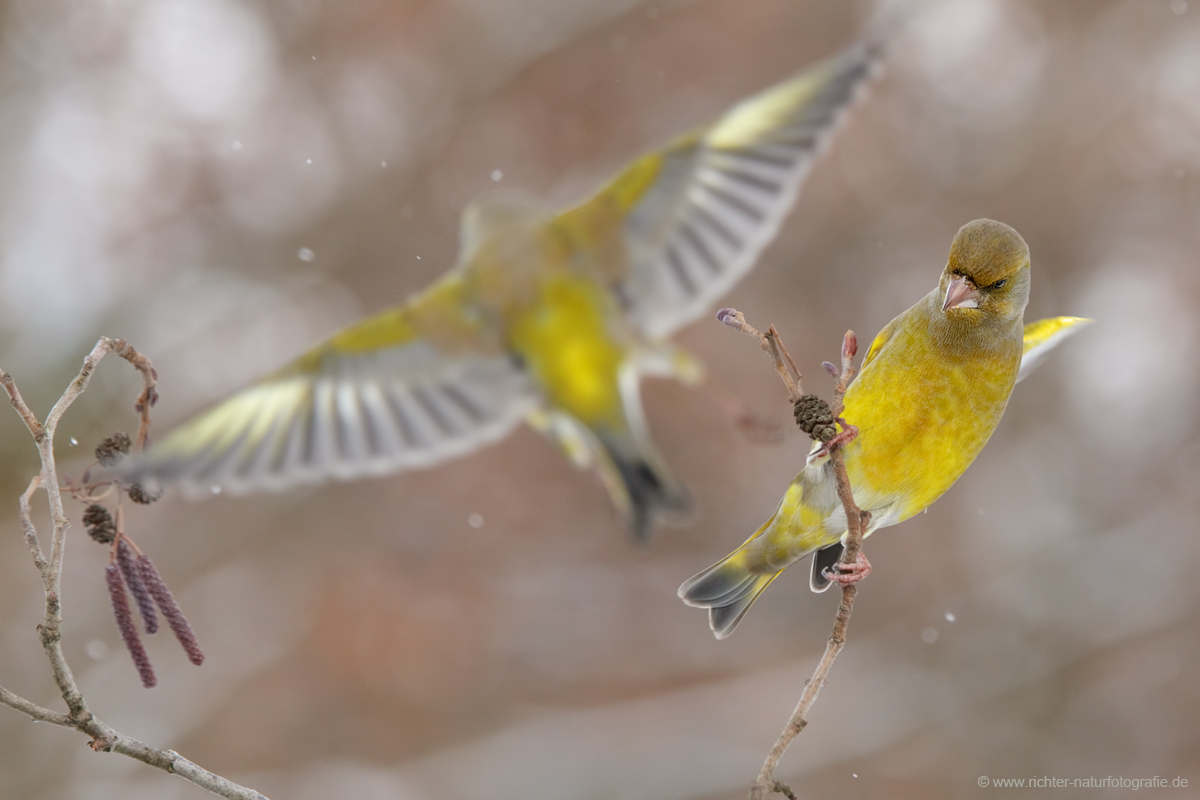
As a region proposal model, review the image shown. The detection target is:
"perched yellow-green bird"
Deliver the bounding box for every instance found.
[679,219,1091,635]
[120,37,884,540]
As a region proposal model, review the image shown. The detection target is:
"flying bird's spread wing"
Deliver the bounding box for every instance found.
[122,274,537,497]
[566,38,883,340]
[1017,316,1094,384]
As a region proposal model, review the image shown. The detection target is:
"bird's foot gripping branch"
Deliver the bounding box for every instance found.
[713,308,872,800]
[686,220,1089,798]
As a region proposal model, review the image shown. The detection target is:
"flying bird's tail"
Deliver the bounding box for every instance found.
[527,407,690,543]
[598,431,692,544]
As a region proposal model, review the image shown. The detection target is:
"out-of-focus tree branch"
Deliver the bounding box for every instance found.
[0,338,268,800]
[716,310,871,800]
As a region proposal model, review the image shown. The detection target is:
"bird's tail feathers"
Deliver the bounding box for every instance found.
[678,517,783,639]
[595,433,692,543]
[527,409,690,542]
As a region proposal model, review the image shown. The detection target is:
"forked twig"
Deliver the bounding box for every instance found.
[718,308,872,800]
[717,308,805,402]
[0,339,266,800]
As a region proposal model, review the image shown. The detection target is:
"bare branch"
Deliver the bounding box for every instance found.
[720,316,872,800]
[1,339,268,800]
[0,367,44,438]
[750,445,872,800]
[0,688,267,800]
[717,308,805,401]
[39,337,157,447]
[0,684,73,727]
[109,338,159,451]
[769,325,803,398]
[19,475,48,575]
[109,743,268,800]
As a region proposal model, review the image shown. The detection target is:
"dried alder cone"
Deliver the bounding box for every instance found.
[2,336,269,800]
[680,218,1093,639]
[792,394,836,442]
[94,433,132,467]
[83,504,116,544]
[126,482,162,505]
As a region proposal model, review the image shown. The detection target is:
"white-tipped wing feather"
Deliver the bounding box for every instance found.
[123,283,538,497]
[1018,316,1093,384]
[582,39,883,340]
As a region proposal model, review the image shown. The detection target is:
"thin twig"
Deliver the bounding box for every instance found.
[718,312,872,800]
[768,326,803,399]
[19,475,48,574]
[1,368,44,438]
[0,340,267,800]
[717,308,805,401]
[750,443,871,800]
[0,685,73,727]
[0,682,265,800]
[42,337,158,450]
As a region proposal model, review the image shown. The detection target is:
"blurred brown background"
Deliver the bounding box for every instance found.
[2,0,1198,798]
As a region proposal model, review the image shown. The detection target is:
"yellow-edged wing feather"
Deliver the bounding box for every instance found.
[123,272,537,496]
[562,37,884,340]
[860,315,900,371]
[1017,316,1093,384]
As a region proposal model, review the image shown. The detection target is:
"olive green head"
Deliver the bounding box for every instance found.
[939,218,1031,325]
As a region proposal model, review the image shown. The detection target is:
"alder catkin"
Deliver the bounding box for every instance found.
[105,563,156,688]
[116,538,158,634]
[138,555,204,666]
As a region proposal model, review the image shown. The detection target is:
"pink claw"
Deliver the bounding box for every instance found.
[822,550,872,587]
[809,423,860,460]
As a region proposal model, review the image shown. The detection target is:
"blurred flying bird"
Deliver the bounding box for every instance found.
[122,35,886,541]
[679,219,1091,635]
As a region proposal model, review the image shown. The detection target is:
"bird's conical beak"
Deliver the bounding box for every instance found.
[942,275,979,312]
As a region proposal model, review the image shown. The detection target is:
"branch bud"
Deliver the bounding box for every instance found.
[842,331,857,362]
[716,307,744,330]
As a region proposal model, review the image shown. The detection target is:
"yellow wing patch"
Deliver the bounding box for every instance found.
[569,38,883,340]
[124,270,536,496]
[1018,316,1093,384]
[860,316,899,372]
[708,67,827,150]
[291,273,485,374]
[595,150,671,215]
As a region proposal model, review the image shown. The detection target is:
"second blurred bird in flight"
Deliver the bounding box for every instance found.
[123,35,885,540]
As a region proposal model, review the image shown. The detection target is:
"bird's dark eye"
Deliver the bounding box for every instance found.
[989,279,1007,290]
